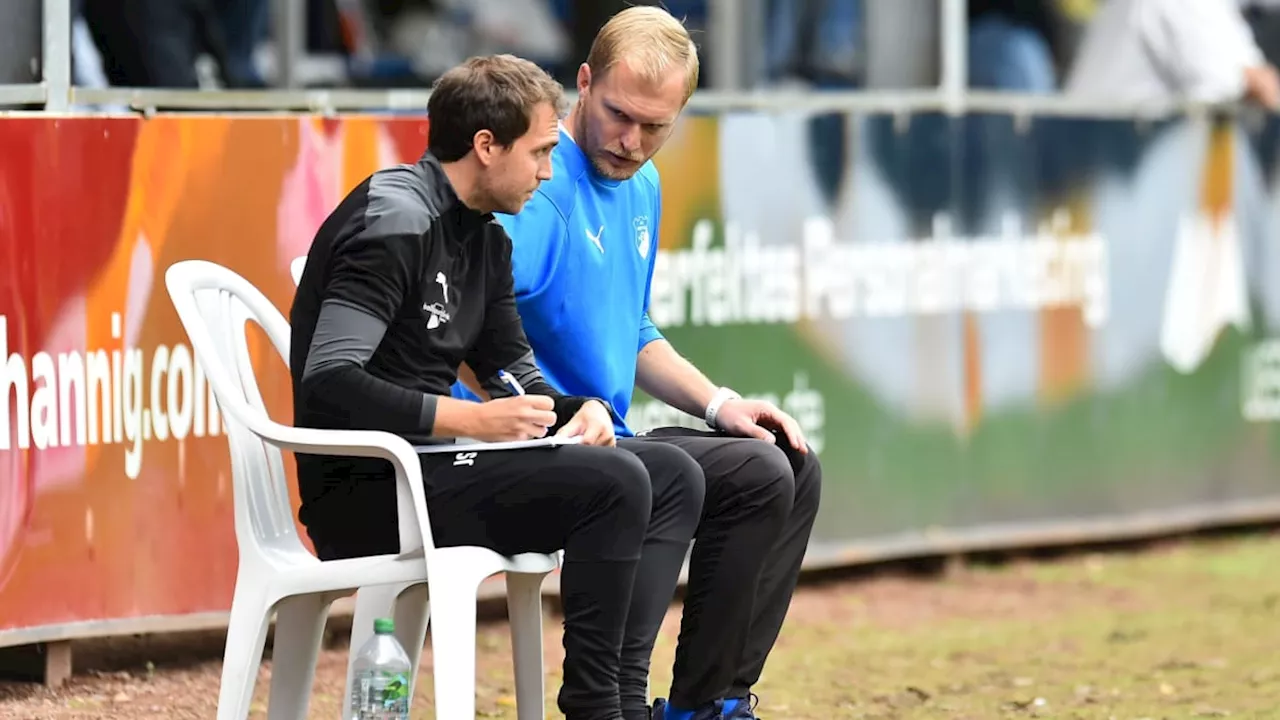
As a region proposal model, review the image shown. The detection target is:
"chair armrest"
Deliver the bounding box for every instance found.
[248,420,434,555]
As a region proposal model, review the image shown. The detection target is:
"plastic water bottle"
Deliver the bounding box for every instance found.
[351,618,412,719]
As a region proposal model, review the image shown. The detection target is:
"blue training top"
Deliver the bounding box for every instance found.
[451,127,664,436]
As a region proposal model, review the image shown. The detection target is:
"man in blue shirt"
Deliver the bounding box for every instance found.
[455,8,823,720]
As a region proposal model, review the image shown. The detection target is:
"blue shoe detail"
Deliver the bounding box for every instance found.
[723,694,761,719]
[651,698,696,720]
[695,701,729,720]
[652,695,762,720]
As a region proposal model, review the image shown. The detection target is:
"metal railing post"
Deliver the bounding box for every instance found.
[42,0,71,111]
[272,0,306,89]
[707,0,745,90]
[940,0,968,114]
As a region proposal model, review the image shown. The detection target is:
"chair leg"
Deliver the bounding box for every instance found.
[343,582,423,720]
[429,569,490,720]
[267,592,341,720]
[392,583,430,699]
[217,581,274,720]
[506,572,549,720]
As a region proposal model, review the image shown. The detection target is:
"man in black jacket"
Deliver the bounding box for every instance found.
[290,54,703,720]
[967,0,1060,91]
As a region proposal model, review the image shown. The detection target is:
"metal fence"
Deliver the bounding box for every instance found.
[0,0,1244,120]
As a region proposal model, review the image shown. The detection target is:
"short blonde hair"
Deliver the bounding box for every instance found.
[586,6,700,101]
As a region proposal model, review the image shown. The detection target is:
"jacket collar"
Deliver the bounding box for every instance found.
[417,151,494,226]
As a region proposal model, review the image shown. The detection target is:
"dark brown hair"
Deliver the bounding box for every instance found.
[427,54,565,163]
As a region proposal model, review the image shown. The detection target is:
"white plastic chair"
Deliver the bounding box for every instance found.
[289,256,307,286]
[166,259,557,720]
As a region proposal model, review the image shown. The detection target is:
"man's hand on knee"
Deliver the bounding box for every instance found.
[555,400,617,447]
[713,399,808,453]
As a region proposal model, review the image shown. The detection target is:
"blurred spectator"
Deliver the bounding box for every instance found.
[380,0,571,83]
[1050,0,1099,71]
[81,0,233,88]
[216,0,268,88]
[759,0,863,208]
[1239,1,1280,176]
[968,0,1060,92]
[1241,0,1280,69]
[551,1,707,84]
[563,0,664,83]
[1065,0,1280,109]
[0,0,39,86]
[764,0,862,88]
[72,0,110,90]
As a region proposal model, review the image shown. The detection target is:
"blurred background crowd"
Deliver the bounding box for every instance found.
[3,0,1280,111]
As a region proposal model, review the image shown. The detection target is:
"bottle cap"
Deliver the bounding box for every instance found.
[374,618,395,634]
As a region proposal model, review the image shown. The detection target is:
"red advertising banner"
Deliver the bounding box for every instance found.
[0,115,431,641]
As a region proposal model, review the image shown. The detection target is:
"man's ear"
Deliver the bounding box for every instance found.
[472,128,497,166]
[576,62,592,95]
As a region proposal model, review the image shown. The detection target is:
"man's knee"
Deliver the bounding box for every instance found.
[641,442,707,521]
[587,449,654,520]
[559,449,653,561]
[730,441,796,516]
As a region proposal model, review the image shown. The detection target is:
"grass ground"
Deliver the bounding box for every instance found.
[2,530,1279,719]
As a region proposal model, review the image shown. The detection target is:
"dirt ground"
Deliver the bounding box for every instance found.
[2,531,1278,719]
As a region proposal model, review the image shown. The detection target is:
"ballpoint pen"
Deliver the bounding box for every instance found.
[496,369,526,397]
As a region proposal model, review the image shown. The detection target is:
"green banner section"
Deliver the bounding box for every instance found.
[629,112,1280,546]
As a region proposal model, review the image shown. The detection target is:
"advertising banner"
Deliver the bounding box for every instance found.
[3,109,1280,643]
[0,115,430,641]
[632,110,1280,554]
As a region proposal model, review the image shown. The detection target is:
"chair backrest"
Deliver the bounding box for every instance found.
[165,260,307,559]
[290,256,307,287]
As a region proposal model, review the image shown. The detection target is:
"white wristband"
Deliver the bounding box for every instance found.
[704,387,741,429]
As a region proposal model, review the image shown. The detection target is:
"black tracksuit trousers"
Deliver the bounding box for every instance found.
[311,443,672,720]
[618,427,824,717]
[418,443,690,720]
[309,427,819,719]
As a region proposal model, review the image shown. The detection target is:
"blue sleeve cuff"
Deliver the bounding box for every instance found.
[638,313,664,351]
